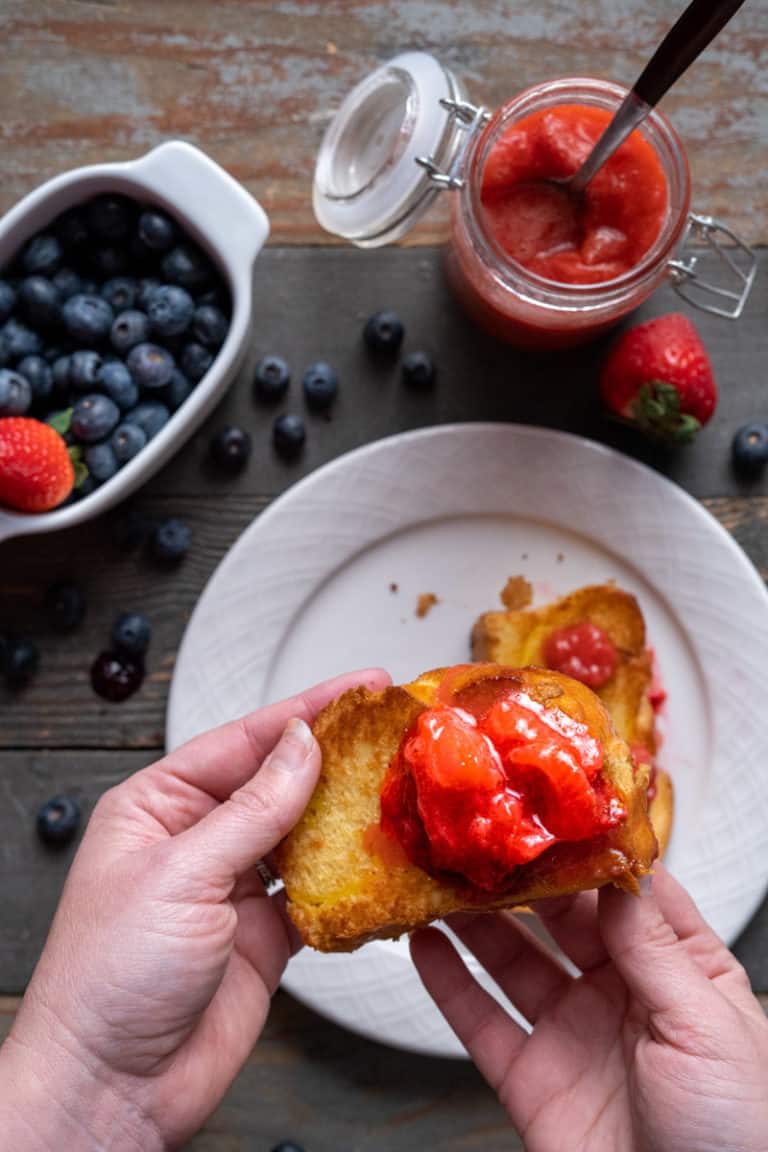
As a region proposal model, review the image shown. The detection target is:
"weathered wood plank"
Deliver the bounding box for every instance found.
[0,493,765,751]
[1,1,766,242]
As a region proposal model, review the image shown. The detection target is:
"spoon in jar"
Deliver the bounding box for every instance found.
[565,0,748,196]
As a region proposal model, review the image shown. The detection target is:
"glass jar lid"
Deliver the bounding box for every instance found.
[313,51,467,247]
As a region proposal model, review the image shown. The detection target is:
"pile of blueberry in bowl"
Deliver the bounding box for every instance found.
[0,193,231,512]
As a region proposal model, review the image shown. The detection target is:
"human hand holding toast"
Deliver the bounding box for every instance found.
[0,668,766,1152]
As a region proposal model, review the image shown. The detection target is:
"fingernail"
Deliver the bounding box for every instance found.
[639,873,653,896]
[283,717,315,754]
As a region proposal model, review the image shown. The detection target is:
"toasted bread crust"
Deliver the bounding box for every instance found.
[276,665,657,952]
[472,584,672,852]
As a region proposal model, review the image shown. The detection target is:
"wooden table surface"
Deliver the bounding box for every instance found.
[1,4,767,1151]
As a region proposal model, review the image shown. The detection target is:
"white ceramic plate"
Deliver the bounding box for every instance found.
[167,424,768,1058]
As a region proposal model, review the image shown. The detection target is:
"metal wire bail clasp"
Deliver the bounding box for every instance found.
[416,98,490,191]
[668,213,757,320]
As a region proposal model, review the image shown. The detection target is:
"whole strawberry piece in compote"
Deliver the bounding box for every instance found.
[0,417,75,512]
[600,313,717,442]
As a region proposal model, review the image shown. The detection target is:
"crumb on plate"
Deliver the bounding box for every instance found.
[500,575,533,611]
[415,592,439,619]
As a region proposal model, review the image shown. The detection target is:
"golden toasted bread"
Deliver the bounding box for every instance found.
[276,665,657,953]
[471,583,672,855]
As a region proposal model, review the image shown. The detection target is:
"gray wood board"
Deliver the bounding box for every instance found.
[147,246,766,500]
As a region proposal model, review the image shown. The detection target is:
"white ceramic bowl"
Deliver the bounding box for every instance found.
[0,141,269,543]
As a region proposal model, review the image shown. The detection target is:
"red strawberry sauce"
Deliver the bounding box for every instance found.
[480,105,668,284]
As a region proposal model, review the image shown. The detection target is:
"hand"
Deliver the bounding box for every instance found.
[412,866,768,1152]
[0,669,390,1152]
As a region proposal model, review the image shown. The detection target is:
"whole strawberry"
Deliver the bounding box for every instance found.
[600,313,717,442]
[0,417,76,512]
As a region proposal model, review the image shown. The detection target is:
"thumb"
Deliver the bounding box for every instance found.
[175,716,320,887]
[599,874,713,1018]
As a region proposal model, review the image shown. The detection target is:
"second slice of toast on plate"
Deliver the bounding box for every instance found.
[276,664,657,953]
[471,583,672,854]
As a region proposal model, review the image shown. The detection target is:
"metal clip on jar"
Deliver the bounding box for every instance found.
[313,53,756,348]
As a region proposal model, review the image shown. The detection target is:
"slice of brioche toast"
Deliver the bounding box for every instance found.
[471,584,673,855]
[276,665,657,952]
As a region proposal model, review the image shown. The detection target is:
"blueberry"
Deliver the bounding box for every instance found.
[209,425,251,472]
[110,309,150,356]
[1,318,42,361]
[152,517,191,562]
[62,294,114,344]
[71,393,120,443]
[101,276,137,313]
[195,285,229,312]
[136,278,162,312]
[111,421,147,464]
[254,355,290,403]
[192,304,228,349]
[98,360,138,411]
[363,310,405,355]
[55,208,89,250]
[147,284,194,338]
[162,368,193,411]
[124,401,170,440]
[6,637,39,686]
[126,343,175,390]
[401,350,435,389]
[0,369,32,416]
[0,631,12,675]
[18,276,61,329]
[17,355,53,403]
[52,267,82,301]
[84,441,119,484]
[91,246,129,278]
[180,341,213,382]
[270,1143,306,1152]
[37,795,81,846]
[69,350,103,391]
[111,504,152,551]
[51,354,72,393]
[22,233,63,276]
[0,280,16,324]
[86,195,132,242]
[161,243,211,288]
[302,361,338,411]
[138,210,176,251]
[44,579,86,631]
[111,611,151,658]
[732,423,768,475]
[90,650,144,702]
[79,277,100,296]
[273,412,306,458]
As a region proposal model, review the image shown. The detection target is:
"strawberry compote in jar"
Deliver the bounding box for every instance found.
[313,53,755,349]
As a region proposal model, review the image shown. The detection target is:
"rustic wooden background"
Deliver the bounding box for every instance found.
[1,3,767,1151]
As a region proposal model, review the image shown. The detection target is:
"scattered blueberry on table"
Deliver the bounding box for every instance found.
[91,649,144,702]
[732,423,768,476]
[0,194,231,510]
[152,516,191,562]
[3,635,40,687]
[270,1143,306,1152]
[302,361,338,412]
[363,309,405,355]
[254,354,291,403]
[111,611,151,659]
[44,579,86,632]
[401,350,436,389]
[36,795,81,847]
[209,425,252,472]
[273,412,306,458]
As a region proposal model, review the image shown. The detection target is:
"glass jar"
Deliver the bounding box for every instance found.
[313,53,756,348]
